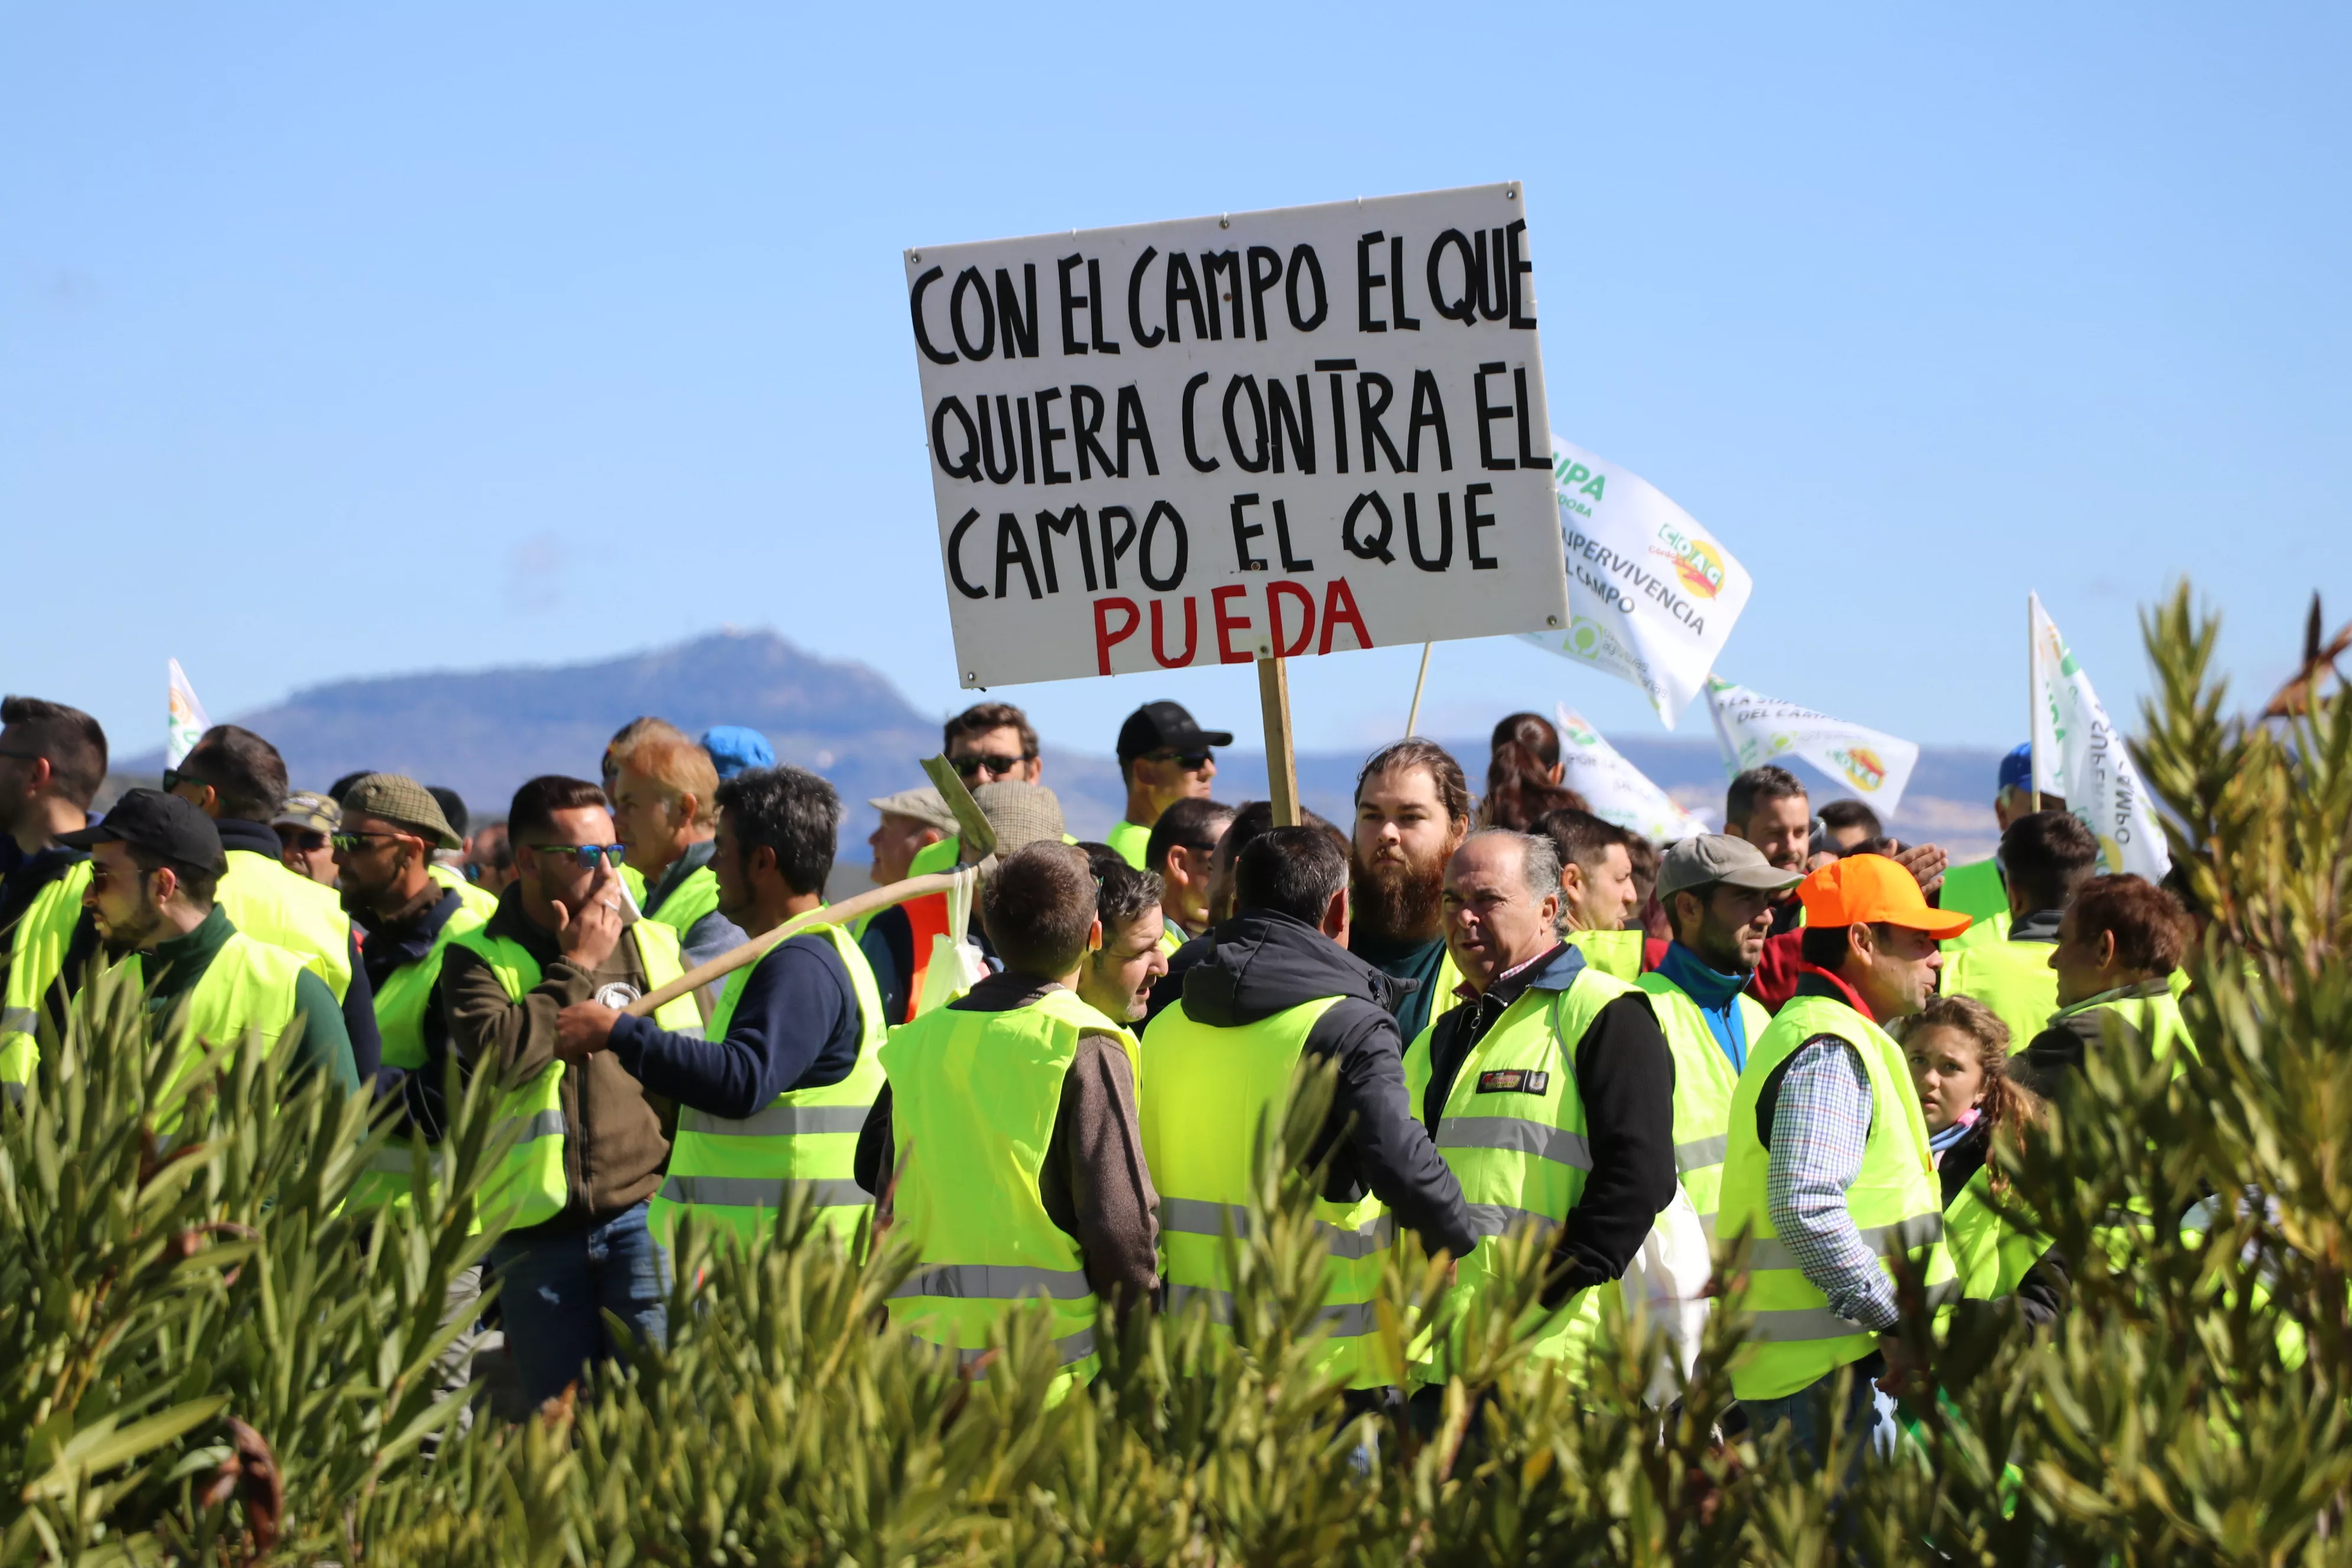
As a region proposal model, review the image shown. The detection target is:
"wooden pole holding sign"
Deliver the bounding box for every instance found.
[1404,642,1434,737]
[1257,655,1299,827]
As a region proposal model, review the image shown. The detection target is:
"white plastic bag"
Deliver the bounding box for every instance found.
[914,865,989,1017]
[1619,1184,1713,1404]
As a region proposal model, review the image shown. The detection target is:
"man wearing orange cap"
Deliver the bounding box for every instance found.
[1716,854,1970,1474]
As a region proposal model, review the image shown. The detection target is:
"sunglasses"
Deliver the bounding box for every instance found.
[160,767,208,795]
[279,829,331,852]
[330,831,410,852]
[952,752,1032,780]
[1145,749,1213,771]
[530,843,631,868]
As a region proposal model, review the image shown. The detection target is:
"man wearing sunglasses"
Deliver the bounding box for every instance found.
[555,765,888,1254]
[437,774,705,1407]
[331,775,483,1113]
[1108,701,1231,871]
[272,792,343,887]
[165,726,382,1084]
[0,695,109,1103]
[903,703,1050,884]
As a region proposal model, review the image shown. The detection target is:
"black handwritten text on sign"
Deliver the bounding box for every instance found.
[907,183,1571,688]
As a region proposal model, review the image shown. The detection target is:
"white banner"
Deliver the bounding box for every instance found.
[1520,437,1752,729]
[2028,594,2171,879]
[1554,704,1707,843]
[1703,676,1920,821]
[166,658,210,768]
[907,184,1571,688]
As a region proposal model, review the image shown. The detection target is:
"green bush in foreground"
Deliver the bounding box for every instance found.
[4,582,2347,1565]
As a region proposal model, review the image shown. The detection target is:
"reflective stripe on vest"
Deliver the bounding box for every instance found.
[1635,971,1765,1233]
[217,850,355,1001]
[1564,927,1645,982]
[0,860,92,1099]
[650,921,888,1252]
[878,987,1136,1393]
[1939,938,2060,1058]
[1140,992,1400,1387]
[1402,966,1636,1381]
[646,863,723,940]
[1717,992,1957,1402]
[448,920,704,1231]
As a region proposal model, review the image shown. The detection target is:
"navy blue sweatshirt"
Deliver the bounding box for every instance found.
[606,930,863,1117]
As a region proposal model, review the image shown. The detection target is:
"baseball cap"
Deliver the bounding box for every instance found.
[971,781,1066,858]
[1657,834,1805,901]
[1116,701,1233,764]
[701,726,775,780]
[61,788,226,870]
[339,773,465,850]
[1796,852,1972,940]
[273,790,342,835]
[868,785,959,837]
[1997,743,2034,795]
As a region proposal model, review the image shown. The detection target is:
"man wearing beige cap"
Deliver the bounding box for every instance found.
[1635,835,1803,1239]
[859,780,1068,1023]
[865,786,956,889]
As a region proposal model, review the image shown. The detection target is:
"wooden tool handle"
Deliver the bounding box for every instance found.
[623,870,963,1017]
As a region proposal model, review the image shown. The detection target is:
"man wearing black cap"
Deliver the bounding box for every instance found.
[67,789,357,1094]
[1108,701,1231,871]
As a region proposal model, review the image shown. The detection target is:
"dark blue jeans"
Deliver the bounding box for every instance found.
[1740,1360,1893,1490]
[488,1200,671,1408]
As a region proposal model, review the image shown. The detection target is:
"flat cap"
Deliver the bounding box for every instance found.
[972,781,1066,859]
[868,785,959,837]
[338,773,465,850]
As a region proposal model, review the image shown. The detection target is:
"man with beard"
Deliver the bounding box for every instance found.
[332,775,486,1197]
[1350,739,1473,1046]
[70,789,354,1092]
[1636,835,1801,1237]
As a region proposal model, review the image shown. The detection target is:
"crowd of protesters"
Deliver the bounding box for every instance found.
[0,691,2200,1469]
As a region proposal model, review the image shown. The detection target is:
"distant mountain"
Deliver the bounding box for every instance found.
[118,628,2002,864]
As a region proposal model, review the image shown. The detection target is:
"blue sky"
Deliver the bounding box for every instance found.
[5,4,2346,766]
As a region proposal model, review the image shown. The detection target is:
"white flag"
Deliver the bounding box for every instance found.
[166,659,210,768]
[1703,676,1920,821]
[1554,704,1708,843]
[1520,437,1753,729]
[2028,594,2170,880]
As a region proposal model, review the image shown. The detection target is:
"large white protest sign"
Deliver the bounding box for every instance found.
[1703,676,1920,819]
[1553,704,1707,842]
[1520,438,1752,729]
[2028,594,2171,880]
[907,184,1572,688]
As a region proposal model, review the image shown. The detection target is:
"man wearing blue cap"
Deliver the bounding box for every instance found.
[700,727,775,782]
[1939,744,2064,950]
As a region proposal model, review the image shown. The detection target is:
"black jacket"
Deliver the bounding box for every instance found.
[1416,943,1679,1307]
[1171,910,1477,1260]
